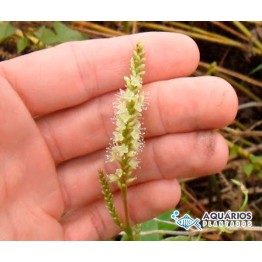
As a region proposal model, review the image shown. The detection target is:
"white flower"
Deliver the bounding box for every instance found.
[110,144,129,161]
[106,42,146,183]
[130,75,142,88]
[134,93,145,112]
[128,159,138,169]
[122,89,135,102]
[113,131,124,142]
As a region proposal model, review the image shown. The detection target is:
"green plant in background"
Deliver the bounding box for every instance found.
[99,42,146,240]
[0,22,15,43]
[34,22,86,46]
[0,21,87,53]
[229,141,262,178]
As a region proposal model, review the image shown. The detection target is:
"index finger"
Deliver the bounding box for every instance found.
[0,32,199,115]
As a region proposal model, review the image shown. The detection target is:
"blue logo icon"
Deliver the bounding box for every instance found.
[171,210,202,231]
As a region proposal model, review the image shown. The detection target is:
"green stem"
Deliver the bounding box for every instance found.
[121,185,134,240]
[239,191,248,212]
[231,179,249,211]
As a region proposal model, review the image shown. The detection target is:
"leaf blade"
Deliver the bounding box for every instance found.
[0,22,16,43]
[140,219,161,241]
[17,37,29,53]
[243,163,253,177]
[34,26,58,45]
[53,22,87,42]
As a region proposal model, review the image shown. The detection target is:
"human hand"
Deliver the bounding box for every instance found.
[0,32,237,240]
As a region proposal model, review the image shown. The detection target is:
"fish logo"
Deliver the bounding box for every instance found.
[171,210,202,231]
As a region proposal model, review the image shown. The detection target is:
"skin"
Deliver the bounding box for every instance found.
[0,32,238,240]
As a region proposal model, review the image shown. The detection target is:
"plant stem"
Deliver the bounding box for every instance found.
[121,185,133,240]
[239,190,248,212]
[73,21,125,37]
[198,61,262,89]
[138,226,262,237]
[138,22,262,55]
[211,21,249,41]
[233,21,262,51]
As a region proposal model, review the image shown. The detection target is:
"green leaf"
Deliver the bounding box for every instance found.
[243,163,253,177]
[230,145,238,156]
[250,155,261,165]
[0,22,16,43]
[140,219,161,241]
[157,209,173,220]
[257,170,262,179]
[157,210,178,231]
[17,37,29,53]
[53,22,86,42]
[34,26,58,45]
[33,23,87,46]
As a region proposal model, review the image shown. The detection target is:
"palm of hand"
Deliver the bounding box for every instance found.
[0,33,237,240]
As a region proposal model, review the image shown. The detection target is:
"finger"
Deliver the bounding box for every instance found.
[61,179,181,240]
[37,76,237,163]
[58,131,228,210]
[0,76,64,220]
[0,32,199,116]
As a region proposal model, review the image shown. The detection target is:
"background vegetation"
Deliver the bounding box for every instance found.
[0,21,261,241]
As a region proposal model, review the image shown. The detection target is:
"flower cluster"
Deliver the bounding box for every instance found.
[98,42,146,239]
[107,42,146,188]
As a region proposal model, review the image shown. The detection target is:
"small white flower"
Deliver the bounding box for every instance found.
[115,168,123,177]
[128,159,138,169]
[121,89,133,101]
[130,75,142,88]
[134,93,145,112]
[116,118,126,132]
[119,111,131,124]
[113,131,124,142]
[131,129,140,140]
[110,144,129,161]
